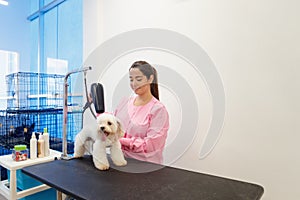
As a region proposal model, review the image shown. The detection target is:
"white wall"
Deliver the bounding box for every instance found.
[83,0,300,199]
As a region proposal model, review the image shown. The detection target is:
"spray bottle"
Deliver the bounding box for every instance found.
[43,128,50,157]
[30,132,37,159]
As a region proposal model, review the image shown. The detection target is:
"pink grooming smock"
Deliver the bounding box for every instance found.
[114,96,169,164]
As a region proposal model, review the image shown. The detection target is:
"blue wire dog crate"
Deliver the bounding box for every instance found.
[6,72,68,110]
[2,72,82,152]
[1,72,83,180]
[1,108,82,152]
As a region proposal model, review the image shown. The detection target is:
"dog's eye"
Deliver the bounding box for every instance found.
[107,121,112,126]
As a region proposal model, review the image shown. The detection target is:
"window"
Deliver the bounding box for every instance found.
[28,0,83,75]
[28,0,83,107]
[47,58,68,75]
[0,50,19,110]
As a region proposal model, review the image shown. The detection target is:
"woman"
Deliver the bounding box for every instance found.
[114,61,169,164]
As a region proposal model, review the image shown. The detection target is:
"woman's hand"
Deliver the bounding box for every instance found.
[119,138,131,147]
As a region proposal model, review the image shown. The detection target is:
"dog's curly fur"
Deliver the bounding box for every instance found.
[74,113,127,170]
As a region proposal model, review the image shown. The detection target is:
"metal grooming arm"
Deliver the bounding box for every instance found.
[61,66,92,160]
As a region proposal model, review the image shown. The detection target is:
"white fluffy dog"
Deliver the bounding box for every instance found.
[74,113,127,170]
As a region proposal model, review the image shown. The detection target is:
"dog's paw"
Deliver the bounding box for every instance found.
[113,159,127,167]
[96,163,110,171]
[73,145,85,158]
[73,152,83,158]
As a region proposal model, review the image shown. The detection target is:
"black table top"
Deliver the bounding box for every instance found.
[22,156,264,200]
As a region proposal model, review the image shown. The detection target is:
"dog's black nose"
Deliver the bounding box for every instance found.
[100,126,105,131]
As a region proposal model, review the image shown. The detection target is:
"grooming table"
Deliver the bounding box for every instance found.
[22,156,264,200]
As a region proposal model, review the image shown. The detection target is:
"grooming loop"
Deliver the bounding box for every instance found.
[61,66,92,160]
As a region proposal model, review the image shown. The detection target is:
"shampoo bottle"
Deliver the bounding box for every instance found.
[38,133,45,158]
[43,128,50,156]
[30,132,37,159]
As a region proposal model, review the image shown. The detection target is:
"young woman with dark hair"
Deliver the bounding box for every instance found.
[114,61,169,164]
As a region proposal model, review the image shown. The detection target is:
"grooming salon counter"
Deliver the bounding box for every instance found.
[22,156,264,200]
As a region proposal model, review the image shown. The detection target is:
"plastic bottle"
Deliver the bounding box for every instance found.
[43,128,50,157]
[30,132,37,159]
[38,133,45,158]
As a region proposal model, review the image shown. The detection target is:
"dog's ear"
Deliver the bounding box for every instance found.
[116,118,124,138]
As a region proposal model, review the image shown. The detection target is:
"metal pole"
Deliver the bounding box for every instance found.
[61,66,92,159]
